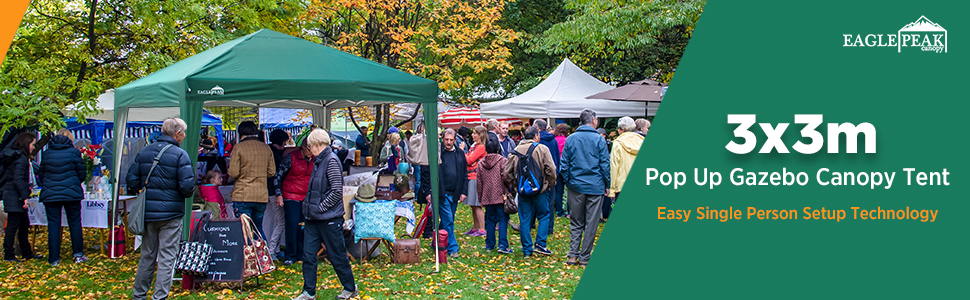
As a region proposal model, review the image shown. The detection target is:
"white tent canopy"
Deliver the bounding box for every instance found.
[65,89,184,121]
[480,58,645,119]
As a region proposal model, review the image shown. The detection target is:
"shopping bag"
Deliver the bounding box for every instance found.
[175,215,213,276]
[241,214,275,277]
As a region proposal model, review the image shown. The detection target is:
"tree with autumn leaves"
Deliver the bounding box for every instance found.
[302,0,517,155]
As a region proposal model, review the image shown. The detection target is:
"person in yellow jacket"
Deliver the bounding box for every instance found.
[609,117,643,199]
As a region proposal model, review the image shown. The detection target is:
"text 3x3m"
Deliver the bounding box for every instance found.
[645,115,948,189]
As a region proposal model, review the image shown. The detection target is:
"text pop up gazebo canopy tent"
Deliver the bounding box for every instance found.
[111,29,443,265]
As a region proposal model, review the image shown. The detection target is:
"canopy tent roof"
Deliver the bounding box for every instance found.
[110,29,443,262]
[114,29,438,109]
[480,58,645,119]
[438,106,522,129]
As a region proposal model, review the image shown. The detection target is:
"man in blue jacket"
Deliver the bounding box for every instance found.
[127,118,195,300]
[534,119,561,237]
[560,109,610,267]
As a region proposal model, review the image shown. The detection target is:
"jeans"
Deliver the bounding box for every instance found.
[545,189,556,235]
[132,217,183,300]
[283,199,305,262]
[484,204,509,250]
[567,189,604,262]
[437,193,460,254]
[555,176,566,216]
[518,193,550,255]
[235,202,267,237]
[262,196,285,256]
[3,212,33,260]
[303,218,356,296]
[45,201,85,263]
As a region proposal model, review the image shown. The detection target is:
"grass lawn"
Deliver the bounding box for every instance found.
[0,204,604,299]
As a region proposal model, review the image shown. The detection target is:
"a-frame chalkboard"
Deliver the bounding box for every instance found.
[201,219,245,282]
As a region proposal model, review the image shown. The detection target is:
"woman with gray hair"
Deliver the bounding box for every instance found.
[294,129,357,300]
[635,118,651,136]
[610,117,643,200]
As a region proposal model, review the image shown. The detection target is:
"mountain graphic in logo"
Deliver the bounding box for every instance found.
[900,16,945,32]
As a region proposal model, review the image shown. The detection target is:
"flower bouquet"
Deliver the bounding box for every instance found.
[79,145,104,184]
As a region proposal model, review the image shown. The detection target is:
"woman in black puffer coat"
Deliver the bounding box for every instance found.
[39,135,88,265]
[1,133,43,262]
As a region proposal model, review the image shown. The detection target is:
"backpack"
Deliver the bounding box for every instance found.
[512,143,542,198]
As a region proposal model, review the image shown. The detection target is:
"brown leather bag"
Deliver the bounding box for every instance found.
[394,239,420,264]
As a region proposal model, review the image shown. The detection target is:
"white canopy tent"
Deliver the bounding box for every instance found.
[64,89,184,121]
[480,58,645,119]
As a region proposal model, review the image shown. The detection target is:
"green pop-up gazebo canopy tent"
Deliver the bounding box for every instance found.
[111,29,442,266]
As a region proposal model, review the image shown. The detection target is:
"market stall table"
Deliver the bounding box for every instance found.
[27,196,136,256]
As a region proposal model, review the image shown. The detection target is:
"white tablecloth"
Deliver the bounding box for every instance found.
[28,198,111,229]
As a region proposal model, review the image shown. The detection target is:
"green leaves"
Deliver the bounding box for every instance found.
[0,0,305,136]
[534,0,706,84]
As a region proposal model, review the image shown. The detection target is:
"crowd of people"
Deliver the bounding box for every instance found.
[0,107,649,299]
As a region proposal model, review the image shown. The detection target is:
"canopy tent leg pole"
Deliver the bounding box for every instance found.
[181,101,204,240]
[424,101,440,273]
[110,107,130,259]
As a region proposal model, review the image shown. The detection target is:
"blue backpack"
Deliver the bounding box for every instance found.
[512,143,542,198]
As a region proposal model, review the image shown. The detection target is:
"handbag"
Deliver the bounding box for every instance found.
[504,193,518,215]
[175,214,213,276]
[128,144,173,235]
[241,214,275,277]
[394,238,420,264]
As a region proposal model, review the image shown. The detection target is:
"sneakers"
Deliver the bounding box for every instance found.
[497,247,513,255]
[449,252,459,258]
[468,230,485,237]
[291,291,315,300]
[534,246,553,256]
[460,229,475,235]
[284,260,294,266]
[50,260,60,267]
[523,254,532,259]
[565,257,579,265]
[73,255,89,264]
[335,285,359,300]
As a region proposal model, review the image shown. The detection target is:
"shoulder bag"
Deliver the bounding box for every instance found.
[127,144,173,235]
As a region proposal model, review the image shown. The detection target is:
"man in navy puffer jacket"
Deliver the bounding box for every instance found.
[38,134,87,265]
[126,118,195,300]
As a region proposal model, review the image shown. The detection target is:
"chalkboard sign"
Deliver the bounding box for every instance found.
[202,219,245,282]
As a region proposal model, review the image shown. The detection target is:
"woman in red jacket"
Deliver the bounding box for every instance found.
[273,137,315,265]
[462,125,488,236]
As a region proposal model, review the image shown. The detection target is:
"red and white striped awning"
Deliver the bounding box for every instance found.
[438,107,521,129]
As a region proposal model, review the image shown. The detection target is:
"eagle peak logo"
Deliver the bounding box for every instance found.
[198,85,225,95]
[843,16,947,53]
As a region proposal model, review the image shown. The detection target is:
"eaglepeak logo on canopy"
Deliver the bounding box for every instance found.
[198,85,225,95]
[843,16,947,53]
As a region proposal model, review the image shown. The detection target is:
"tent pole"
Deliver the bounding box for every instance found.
[110,107,130,259]
[424,100,440,273]
[181,101,204,240]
